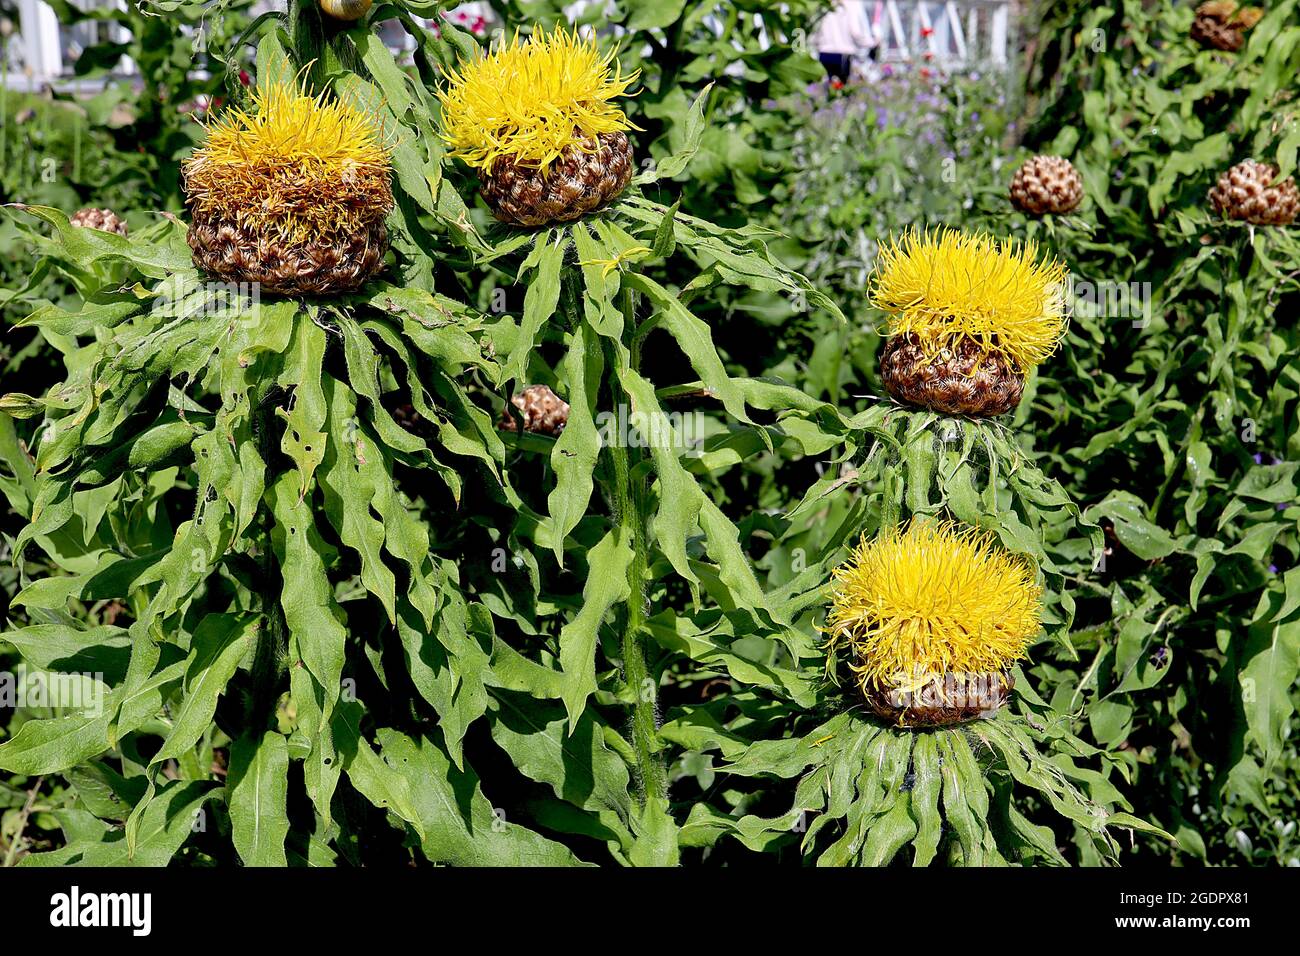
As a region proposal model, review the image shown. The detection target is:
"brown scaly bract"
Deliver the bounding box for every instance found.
[862,673,1015,728]
[70,207,129,237]
[1208,160,1300,226]
[1190,1,1265,51]
[183,214,389,297]
[879,334,1025,418]
[481,131,634,228]
[1009,155,1084,216]
[499,385,571,437]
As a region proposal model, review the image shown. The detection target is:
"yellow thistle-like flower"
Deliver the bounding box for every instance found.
[436,26,639,174]
[826,519,1042,699]
[869,228,1069,373]
[183,77,392,247]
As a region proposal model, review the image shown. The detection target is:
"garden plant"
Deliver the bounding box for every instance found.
[0,0,1296,871]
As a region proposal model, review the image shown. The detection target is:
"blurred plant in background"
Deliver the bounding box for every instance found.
[0,0,254,864]
[484,0,825,218]
[748,65,1018,402]
[1,0,255,364]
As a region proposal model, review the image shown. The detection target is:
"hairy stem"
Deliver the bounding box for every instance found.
[568,275,666,805]
[1,775,43,867]
[288,0,362,85]
[250,386,287,728]
[607,428,664,804]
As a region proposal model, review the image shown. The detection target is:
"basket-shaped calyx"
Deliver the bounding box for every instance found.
[869,229,1069,417]
[826,520,1043,727]
[437,27,638,227]
[182,78,394,296]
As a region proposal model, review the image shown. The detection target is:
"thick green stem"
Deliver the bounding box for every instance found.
[250,386,287,727]
[607,431,665,804]
[287,0,361,86]
[566,275,666,805]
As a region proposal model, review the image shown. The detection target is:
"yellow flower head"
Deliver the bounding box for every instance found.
[182,76,393,246]
[437,26,639,174]
[826,519,1042,697]
[869,228,1069,373]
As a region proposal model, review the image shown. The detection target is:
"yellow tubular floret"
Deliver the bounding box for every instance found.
[183,77,391,245]
[826,519,1042,695]
[868,228,1070,372]
[437,26,639,174]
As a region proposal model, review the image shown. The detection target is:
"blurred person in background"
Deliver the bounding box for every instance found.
[812,0,877,84]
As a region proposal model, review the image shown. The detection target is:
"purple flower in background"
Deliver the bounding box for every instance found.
[1254,453,1264,464]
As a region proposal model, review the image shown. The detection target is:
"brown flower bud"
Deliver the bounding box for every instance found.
[499,385,570,437]
[1190,1,1264,52]
[1208,160,1299,226]
[1010,155,1084,216]
[70,207,129,237]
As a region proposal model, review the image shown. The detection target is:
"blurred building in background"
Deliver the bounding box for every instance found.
[0,0,492,90]
[1,0,1015,91]
[807,0,1015,69]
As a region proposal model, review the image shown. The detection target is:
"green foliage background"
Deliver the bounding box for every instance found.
[0,0,1297,866]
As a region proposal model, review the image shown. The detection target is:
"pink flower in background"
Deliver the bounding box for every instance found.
[432,8,489,37]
